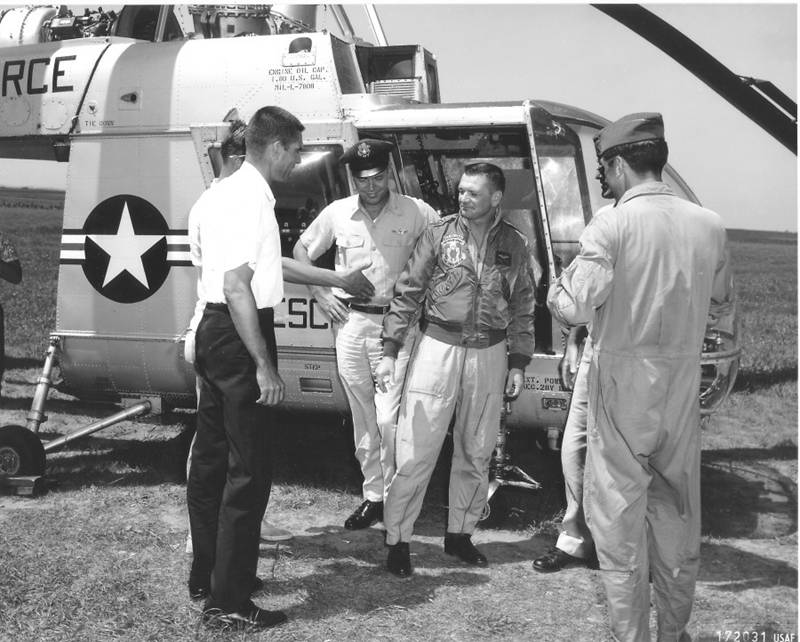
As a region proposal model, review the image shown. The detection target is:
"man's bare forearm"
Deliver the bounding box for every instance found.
[223,267,271,369]
[282,257,342,287]
[286,246,374,299]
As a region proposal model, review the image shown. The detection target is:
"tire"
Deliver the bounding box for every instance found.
[0,425,46,476]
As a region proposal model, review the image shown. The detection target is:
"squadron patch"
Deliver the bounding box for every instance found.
[440,234,466,269]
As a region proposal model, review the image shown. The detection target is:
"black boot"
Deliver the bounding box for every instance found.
[344,500,383,530]
[444,532,488,566]
[387,542,412,577]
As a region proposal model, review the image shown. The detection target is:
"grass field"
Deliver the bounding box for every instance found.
[0,199,795,641]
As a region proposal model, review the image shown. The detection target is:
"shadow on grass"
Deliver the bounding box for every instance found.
[44,428,196,489]
[37,410,362,494]
[34,410,571,533]
[700,456,797,540]
[0,391,193,423]
[278,561,489,624]
[703,443,798,463]
[251,529,551,623]
[33,407,797,543]
[699,541,797,591]
[5,356,47,370]
[733,366,798,392]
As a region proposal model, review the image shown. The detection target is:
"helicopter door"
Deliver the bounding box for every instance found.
[358,123,575,429]
[359,123,557,351]
[524,100,596,349]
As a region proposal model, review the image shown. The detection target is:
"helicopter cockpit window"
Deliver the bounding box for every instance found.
[374,128,542,260]
[113,5,185,41]
[365,126,553,351]
[529,113,593,270]
[272,145,348,263]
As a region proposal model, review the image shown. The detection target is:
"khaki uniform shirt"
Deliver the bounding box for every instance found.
[299,191,439,306]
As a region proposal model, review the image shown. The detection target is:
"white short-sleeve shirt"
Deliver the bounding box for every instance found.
[188,161,283,309]
[299,191,438,305]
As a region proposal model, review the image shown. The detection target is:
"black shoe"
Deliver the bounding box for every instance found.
[532,547,591,573]
[344,500,383,530]
[189,582,209,600]
[188,564,210,600]
[444,532,488,567]
[202,600,287,630]
[387,542,412,577]
[189,576,265,601]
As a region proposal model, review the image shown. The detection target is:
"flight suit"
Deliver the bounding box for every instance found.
[555,201,615,560]
[548,181,735,642]
[382,212,537,544]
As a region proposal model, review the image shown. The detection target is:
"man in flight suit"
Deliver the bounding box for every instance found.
[375,162,538,577]
[294,139,438,531]
[548,113,735,641]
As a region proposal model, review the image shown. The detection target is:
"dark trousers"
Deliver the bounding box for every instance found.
[187,305,277,612]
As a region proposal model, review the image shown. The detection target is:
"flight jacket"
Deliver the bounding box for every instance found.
[382,212,537,370]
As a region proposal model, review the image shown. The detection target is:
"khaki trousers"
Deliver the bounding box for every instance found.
[555,347,594,558]
[335,311,417,502]
[384,334,506,545]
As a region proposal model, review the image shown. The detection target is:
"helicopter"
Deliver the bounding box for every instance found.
[0,5,746,500]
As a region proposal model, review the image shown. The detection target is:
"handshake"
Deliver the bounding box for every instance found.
[337,257,375,299]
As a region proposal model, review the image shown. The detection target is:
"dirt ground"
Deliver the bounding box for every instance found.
[0,368,797,641]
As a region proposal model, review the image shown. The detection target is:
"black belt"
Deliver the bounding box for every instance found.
[336,297,390,315]
[205,303,274,315]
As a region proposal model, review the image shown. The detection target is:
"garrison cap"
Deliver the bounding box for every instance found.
[594,112,665,158]
[341,139,394,178]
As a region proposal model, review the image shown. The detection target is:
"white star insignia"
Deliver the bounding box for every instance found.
[89,201,164,288]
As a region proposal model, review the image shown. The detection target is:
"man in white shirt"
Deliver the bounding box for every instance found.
[294,139,439,532]
[187,106,373,630]
[184,120,292,549]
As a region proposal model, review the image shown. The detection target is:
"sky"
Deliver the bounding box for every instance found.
[1,3,797,231]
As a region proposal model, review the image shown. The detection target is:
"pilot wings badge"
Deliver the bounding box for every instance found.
[440,234,465,269]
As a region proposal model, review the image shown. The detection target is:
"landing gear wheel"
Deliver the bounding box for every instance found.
[479,490,509,527]
[0,425,46,476]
